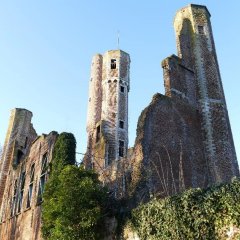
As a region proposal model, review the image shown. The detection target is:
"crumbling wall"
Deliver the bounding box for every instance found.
[162,54,196,106]
[129,94,207,203]
[127,4,239,204]
[0,109,37,207]
[0,109,58,240]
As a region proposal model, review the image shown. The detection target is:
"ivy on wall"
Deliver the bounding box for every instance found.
[129,178,240,240]
[41,132,108,240]
[40,132,240,239]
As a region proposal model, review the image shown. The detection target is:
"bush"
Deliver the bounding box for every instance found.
[130,178,240,240]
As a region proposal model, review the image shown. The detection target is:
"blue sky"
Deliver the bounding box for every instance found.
[0,1,239,164]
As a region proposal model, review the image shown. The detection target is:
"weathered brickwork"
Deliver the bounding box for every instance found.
[162,55,197,106]
[0,109,58,240]
[1,4,239,240]
[86,54,103,133]
[128,94,207,203]
[84,6,239,203]
[174,4,239,183]
[85,50,130,182]
[128,4,239,203]
[0,109,37,208]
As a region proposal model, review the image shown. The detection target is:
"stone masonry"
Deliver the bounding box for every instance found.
[173,4,239,184]
[0,4,239,240]
[128,4,239,204]
[0,109,58,240]
[84,5,239,203]
[85,50,130,195]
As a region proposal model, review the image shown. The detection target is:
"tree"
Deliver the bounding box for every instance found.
[42,132,108,240]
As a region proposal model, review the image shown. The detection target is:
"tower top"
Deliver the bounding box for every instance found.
[93,49,130,59]
[189,4,211,16]
[175,4,211,19]
[103,49,130,55]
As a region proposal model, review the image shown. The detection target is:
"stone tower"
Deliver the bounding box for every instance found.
[85,50,130,172]
[0,109,36,207]
[173,4,238,183]
[0,109,57,240]
[128,4,239,202]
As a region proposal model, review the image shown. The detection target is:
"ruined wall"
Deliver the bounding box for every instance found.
[129,94,207,203]
[162,54,197,106]
[0,109,37,207]
[128,4,239,203]
[0,109,58,240]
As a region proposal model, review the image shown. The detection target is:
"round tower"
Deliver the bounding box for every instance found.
[86,54,103,133]
[85,50,130,170]
[101,50,130,164]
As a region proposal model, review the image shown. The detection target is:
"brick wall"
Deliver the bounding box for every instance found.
[0,109,57,240]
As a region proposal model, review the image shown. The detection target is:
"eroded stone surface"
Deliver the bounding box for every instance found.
[0,109,57,240]
[85,50,130,192]
[129,4,239,204]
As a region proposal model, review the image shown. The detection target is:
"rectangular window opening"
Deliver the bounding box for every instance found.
[120,86,125,93]
[107,146,114,165]
[24,137,28,149]
[16,150,24,165]
[11,180,18,217]
[119,140,124,157]
[37,153,48,204]
[17,171,26,213]
[26,164,35,208]
[119,120,124,129]
[26,184,33,208]
[96,125,101,142]
[198,25,204,35]
[111,59,116,69]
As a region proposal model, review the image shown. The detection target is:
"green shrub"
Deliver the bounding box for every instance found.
[41,132,107,240]
[130,178,240,240]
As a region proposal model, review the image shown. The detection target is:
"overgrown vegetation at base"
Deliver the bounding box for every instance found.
[42,133,108,240]
[41,132,240,239]
[129,178,240,240]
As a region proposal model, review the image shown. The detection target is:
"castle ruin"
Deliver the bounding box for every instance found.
[0,4,239,239]
[84,4,239,201]
[0,109,57,239]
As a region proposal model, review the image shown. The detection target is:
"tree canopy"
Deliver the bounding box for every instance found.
[42,132,107,240]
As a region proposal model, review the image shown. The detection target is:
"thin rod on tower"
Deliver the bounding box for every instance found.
[117,30,120,49]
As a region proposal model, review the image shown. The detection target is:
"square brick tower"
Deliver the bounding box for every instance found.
[171,4,239,183]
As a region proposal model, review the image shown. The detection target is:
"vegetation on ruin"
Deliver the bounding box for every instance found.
[42,132,108,240]
[41,132,240,239]
[49,132,76,172]
[128,177,240,239]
